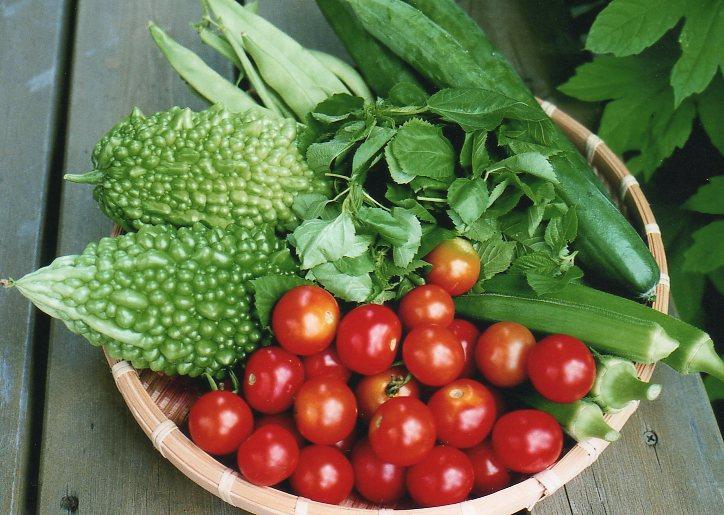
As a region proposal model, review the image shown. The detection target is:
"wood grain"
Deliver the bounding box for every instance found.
[35,1,235,512]
[0,1,70,512]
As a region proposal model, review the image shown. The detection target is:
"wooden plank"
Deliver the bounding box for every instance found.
[35,1,236,513]
[0,1,70,513]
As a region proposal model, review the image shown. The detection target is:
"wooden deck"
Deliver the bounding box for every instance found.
[1,1,721,513]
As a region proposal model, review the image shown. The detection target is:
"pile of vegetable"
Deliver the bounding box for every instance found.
[3,0,723,509]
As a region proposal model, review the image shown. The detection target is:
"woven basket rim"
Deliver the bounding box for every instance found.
[104,99,669,515]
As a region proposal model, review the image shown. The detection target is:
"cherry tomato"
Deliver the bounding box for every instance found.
[272,285,339,355]
[290,445,354,504]
[351,439,406,504]
[448,319,480,378]
[527,334,596,403]
[236,425,299,486]
[303,347,352,383]
[369,397,436,466]
[465,441,511,495]
[492,409,563,473]
[403,325,464,386]
[243,347,305,414]
[294,377,357,445]
[425,238,481,295]
[333,428,357,453]
[188,391,253,455]
[398,284,455,329]
[406,446,474,507]
[475,322,536,387]
[427,379,497,448]
[355,367,420,422]
[256,412,306,447]
[336,304,402,375]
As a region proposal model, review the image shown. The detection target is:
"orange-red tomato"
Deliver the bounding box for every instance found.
[188,391,253,455]
[465,441,512,496]
[425,238,481,295]
[355,366,421,422]
[294,377,357,445]
[237,425,299,486]
[527,334,596,403]
[336,304,402,375]
[303,347,352,383]
[448,319,480,378]
[403,325,465,386]
[475,322,536,387]
[369,397,436,466]
[243,347,305,414]
[290,445,354,504]
[406,446,474,507]
[351,439,407,504]
[255,412,306,447]
[398,284,455,329]
[492,409,563,474]
[427,379,497,448]
[272,285,339,355]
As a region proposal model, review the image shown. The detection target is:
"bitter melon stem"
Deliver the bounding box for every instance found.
[64,170,104,185]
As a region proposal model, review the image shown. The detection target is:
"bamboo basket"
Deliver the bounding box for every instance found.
[104,99,669,515]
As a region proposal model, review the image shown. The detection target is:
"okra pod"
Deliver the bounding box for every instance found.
[517,390,620,442]
[591,354,661,412]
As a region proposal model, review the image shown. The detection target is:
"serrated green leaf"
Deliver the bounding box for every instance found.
[390,119,455,180]
[512,251,559,274]
[309,262,372,302]
[291,213,370,269]
[448,178,489,225]
[306,138,352,173]
[586,0,685,57]
[460,132,474,169]
[352,126,396,175]
[417,225,457,258]
[388,81,429,106]
[527,205,546,237]
[477,237,516,279]
[292,193,331,221]
[471,131,491,174]
[391,208,422,268]
[670,0,724,106]
[697,75,724,154]
[385,184,437,223]
[683,220,724,273]
[545,208,578,252]
[427,88,544,132]
[684,176,724,214]
[487,153,558,183]
[449,210,498,243]
[358,206,408,245]
[526,266,583,295]
[385,143,415,184]
[251,275,313,327]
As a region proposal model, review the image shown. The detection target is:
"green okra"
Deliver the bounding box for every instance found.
[591,354,661,412]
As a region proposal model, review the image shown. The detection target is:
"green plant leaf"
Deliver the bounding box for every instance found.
[427,88,544,132]
[586,0,685,56]
[251,275,313,326]
[291,193,331,221]
[477,237,516,280]
[670,0,724,106]
[684,176,724,214]
[291,213,370,269]
[352,126,396,174]
[308,261,373,302]
[388,81,429,106]
[683,220,724,273]
[385,184,436,223]
[391,208,422,268]
[358,206,408,245]
[526,266,583,295]
[447,178,489,225]
[471,131,491,174]
[697,75,724,154]
[545,208,578,252]
[390,119,455,180]
[487,153,557,183]
[417,225,457,258]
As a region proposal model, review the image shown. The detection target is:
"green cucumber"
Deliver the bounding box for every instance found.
[316,0,427,97]
[591,354,661,412]
[340,0,660,296]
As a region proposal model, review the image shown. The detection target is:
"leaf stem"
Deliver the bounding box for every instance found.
[331,187,351,202]
[325,172,350,181]
[363,192,390,211]
[417,195,446,203]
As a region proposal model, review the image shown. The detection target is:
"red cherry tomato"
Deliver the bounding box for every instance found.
[465,441,511,495]
[256,412,306,447]
[243,347,305,414]
[303,347,352,383]
[333,428,357,453]
[448,319,480,378]
[527,334,596,402]
[475,322,536,387]
[355,366,420,422]
[425,238,481,295]
[272,285,339,355]
[188,391,253,455]
[427,379,497,448]
[236,425,299,486]
[351,439,406,504]
[336,304,402,375]
[403,325,465,386]
[492,409,563,474]
[398,284,455,329]
[290,445,354,504]
[406,446,474,507]
[294,377,357,445]
[369,397,436,466]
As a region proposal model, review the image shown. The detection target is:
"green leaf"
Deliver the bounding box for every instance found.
[709,268,724,296]
[388,81,429,106]
[291,213,370,269]
[449,211,498,243]
[527,205,546,237]
[352,126,396,175]
[385,143,415,184]
[471,131,491,174]
[684,176,724,214]
[306,138,352,173]
[358,206,408,245]
[545,208,579,252]
[683,220,724,273]
[447,178,489,225]
[477,237,516,279]
[427,88,544,132]
[670,0,724,106]
[390,119,455,180]
[586,0,685,56]
[487,153,557,183]
[291,193,330,221]
[309,262,373,302]
[391,208,422,268]
[385,184,436,223]
[512,251,559,274]
[417,225,457,258]
[697,75,724,154]
[251,275,313,327]
[460,132,474,169]
[526,266,583,295]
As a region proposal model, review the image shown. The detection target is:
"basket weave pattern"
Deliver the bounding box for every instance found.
[104,100,669,515]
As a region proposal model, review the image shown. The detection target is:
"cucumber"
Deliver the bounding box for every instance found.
[315,0,427,97]
[340,0,660,296]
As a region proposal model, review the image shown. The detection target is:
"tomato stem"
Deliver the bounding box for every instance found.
[228,369,240,394]
[205,373,219,391]
[385,373,412,397]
